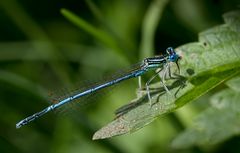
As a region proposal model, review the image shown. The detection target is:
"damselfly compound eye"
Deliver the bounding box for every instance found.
[166,47,174,55]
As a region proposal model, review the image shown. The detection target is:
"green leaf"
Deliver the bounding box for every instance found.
[60,8,128,63]
[171,76,240,149]
[226,76,240,92]
[92,10,240,140]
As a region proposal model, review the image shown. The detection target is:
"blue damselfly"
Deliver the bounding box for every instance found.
[16,47,181,128]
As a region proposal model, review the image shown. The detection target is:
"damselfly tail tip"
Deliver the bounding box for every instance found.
[16,121,23,129]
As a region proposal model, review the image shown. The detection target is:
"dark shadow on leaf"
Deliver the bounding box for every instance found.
[186,68,195,76]
[114,74,187,117]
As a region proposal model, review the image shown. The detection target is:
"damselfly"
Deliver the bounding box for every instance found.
[16,47,181,129]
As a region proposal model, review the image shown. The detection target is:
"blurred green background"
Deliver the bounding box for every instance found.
[0,0,239,153]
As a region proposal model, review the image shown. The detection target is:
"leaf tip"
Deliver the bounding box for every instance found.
[92,117,129,140]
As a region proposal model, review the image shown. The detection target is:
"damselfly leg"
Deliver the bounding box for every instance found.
[145,68,163,106]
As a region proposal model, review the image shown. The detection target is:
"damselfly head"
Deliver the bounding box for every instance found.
[166,47,182,74]
[166,47,181,62]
